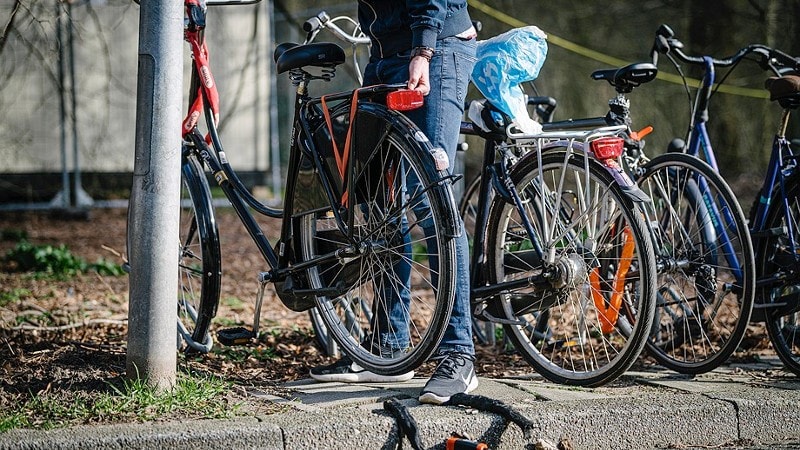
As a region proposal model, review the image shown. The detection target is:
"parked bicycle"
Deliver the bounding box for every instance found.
[460,50,756,375]
[651,25,800,375]
[175,0,463,376]
[457,97,659,386]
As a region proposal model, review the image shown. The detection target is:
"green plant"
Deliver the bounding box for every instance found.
[0,371,240,432]
[0,288,32,307]
[3,240,124,279]
[4,240,87,277]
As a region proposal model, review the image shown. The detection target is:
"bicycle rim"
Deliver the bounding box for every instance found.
[637,153,755,374]
[177,154,221,354]
[761,177,800,376]
[488,149,656,386]
[300,104,457,375]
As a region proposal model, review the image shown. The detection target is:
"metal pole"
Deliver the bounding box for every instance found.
[55,1,70,209]
[268,0,281,198]
[253,6,261,177]
[66,1,92,207]
[126,0,183,390]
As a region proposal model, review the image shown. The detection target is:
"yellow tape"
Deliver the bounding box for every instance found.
[468,0,769,99]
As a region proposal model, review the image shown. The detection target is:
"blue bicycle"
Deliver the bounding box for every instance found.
[652,25,800,375]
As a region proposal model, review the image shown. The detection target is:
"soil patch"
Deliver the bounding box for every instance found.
[0,207,774,429]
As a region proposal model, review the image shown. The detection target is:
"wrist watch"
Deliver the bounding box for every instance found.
[410,46,434,61]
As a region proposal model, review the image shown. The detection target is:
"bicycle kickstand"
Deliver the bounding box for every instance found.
[217,272,268,346]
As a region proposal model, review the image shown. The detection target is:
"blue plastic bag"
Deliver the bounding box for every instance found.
[471,26,548,134]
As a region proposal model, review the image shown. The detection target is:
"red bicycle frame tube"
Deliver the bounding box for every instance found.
[182,0,220,139]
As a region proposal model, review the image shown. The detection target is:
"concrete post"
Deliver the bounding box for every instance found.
[126,0,183,390]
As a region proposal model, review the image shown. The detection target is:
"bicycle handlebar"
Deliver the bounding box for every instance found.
[650,23,800,75]
[303,11,371,46]
[137,0,262,6]
[203,0,261,5]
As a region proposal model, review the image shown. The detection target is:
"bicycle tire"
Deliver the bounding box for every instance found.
[486,149,657,386]
[759,175,800,376]
[636,153,755,374]
[458,173,497,346]
[176,153,222,354]
[299,101,458,375]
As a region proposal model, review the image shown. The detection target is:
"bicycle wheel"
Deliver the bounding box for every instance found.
[487,149,657,386]
[760,176,800,376]
[299,102,458,375]
[309,297,371,358]
[176,153,222,354]
[637,153,754,374]
[458,173,497,346]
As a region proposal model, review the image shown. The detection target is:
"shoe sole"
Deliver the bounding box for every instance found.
[310,371,415,383]
[418,375,479,405]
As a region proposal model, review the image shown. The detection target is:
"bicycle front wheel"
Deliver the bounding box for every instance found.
[299,102,458,375]
[637,153,754,374]
[176,153,222,354]
[487,149,657,386]
[760,175,800,376]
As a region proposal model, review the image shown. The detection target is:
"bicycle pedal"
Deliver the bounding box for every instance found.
[217,327,255,346]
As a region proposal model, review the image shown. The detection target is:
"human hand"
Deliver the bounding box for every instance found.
[407,56,430,96]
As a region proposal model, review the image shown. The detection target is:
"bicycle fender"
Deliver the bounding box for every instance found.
[601,158,651,203]
[433,168,463,239]
[416,142,462,239]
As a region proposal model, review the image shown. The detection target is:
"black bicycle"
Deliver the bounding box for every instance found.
[175,0,461,375]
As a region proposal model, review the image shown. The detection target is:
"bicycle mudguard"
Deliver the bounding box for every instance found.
[600,157,651,203]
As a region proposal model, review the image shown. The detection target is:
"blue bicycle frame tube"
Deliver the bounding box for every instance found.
[685,56,744,283]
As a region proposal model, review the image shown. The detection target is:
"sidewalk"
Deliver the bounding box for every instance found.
[2,358,799,450]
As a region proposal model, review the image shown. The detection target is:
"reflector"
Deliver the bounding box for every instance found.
[386,89,424,111]
[590,137,625,159]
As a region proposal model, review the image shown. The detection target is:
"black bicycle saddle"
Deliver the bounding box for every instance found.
[591,62,658,93]
[766,75,800,109]
[275,42,346,74]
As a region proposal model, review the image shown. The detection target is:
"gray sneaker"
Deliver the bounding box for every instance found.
[310,356,414,383]
[418,353,479,404]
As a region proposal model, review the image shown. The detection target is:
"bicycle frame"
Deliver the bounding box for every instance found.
[182,3,431,292]
[750,116,800,292]
[653,29,800,302]
[678,57,745,283]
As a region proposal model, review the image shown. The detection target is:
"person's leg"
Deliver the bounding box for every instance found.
[367,36,479,403]
[398,36,477,358]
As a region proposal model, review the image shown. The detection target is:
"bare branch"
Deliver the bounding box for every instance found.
[0,0,22,56]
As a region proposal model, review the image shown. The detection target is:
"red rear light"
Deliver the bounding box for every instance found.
[386,89,424,111]
[590,137,625,159]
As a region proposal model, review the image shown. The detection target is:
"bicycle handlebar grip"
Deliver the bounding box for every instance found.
[303,11,330,33]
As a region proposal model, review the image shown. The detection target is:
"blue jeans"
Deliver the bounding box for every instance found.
[364,35,476,357]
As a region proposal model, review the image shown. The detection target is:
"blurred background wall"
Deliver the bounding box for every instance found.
[1,0,798,207]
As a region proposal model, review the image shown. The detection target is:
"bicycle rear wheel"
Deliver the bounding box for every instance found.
[176,153,222,354]
[637,153,754,373]
[487,149,656,386]
[760,176,800,376]
[299,102,458,375]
